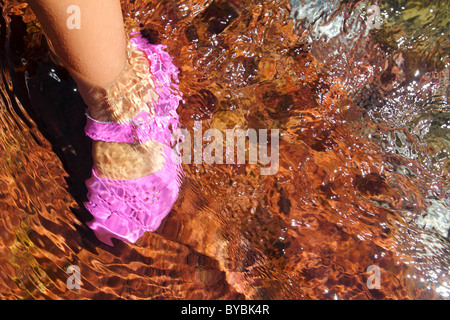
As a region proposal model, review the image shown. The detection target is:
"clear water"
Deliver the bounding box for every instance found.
[0,0,448,299]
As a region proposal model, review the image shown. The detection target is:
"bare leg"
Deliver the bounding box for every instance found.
[27,0,127,86]
[27,0,165,179]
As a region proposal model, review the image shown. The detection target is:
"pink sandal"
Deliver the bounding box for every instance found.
[83,33,184,246]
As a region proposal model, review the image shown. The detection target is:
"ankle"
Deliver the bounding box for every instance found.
[72,41,158,123]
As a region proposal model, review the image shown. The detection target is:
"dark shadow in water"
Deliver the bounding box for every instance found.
[6,14,101,245]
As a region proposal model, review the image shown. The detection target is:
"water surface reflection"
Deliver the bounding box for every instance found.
[0,0,448,299]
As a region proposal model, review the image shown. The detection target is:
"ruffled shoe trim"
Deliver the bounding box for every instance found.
[84,32,184,245]
[85,146,183,246]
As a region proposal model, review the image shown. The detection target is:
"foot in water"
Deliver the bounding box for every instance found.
[77,32,184,246]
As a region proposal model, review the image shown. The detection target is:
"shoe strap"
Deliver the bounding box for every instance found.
[84,111,176,145]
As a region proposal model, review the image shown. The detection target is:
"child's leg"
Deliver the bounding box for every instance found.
[27,0,127,86]
[27,0,164,180]
[27,0,183,245]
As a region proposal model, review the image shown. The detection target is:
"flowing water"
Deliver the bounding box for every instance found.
[0,0,448,299]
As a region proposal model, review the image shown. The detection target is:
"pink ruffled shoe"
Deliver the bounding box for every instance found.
[83,32,184,246]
